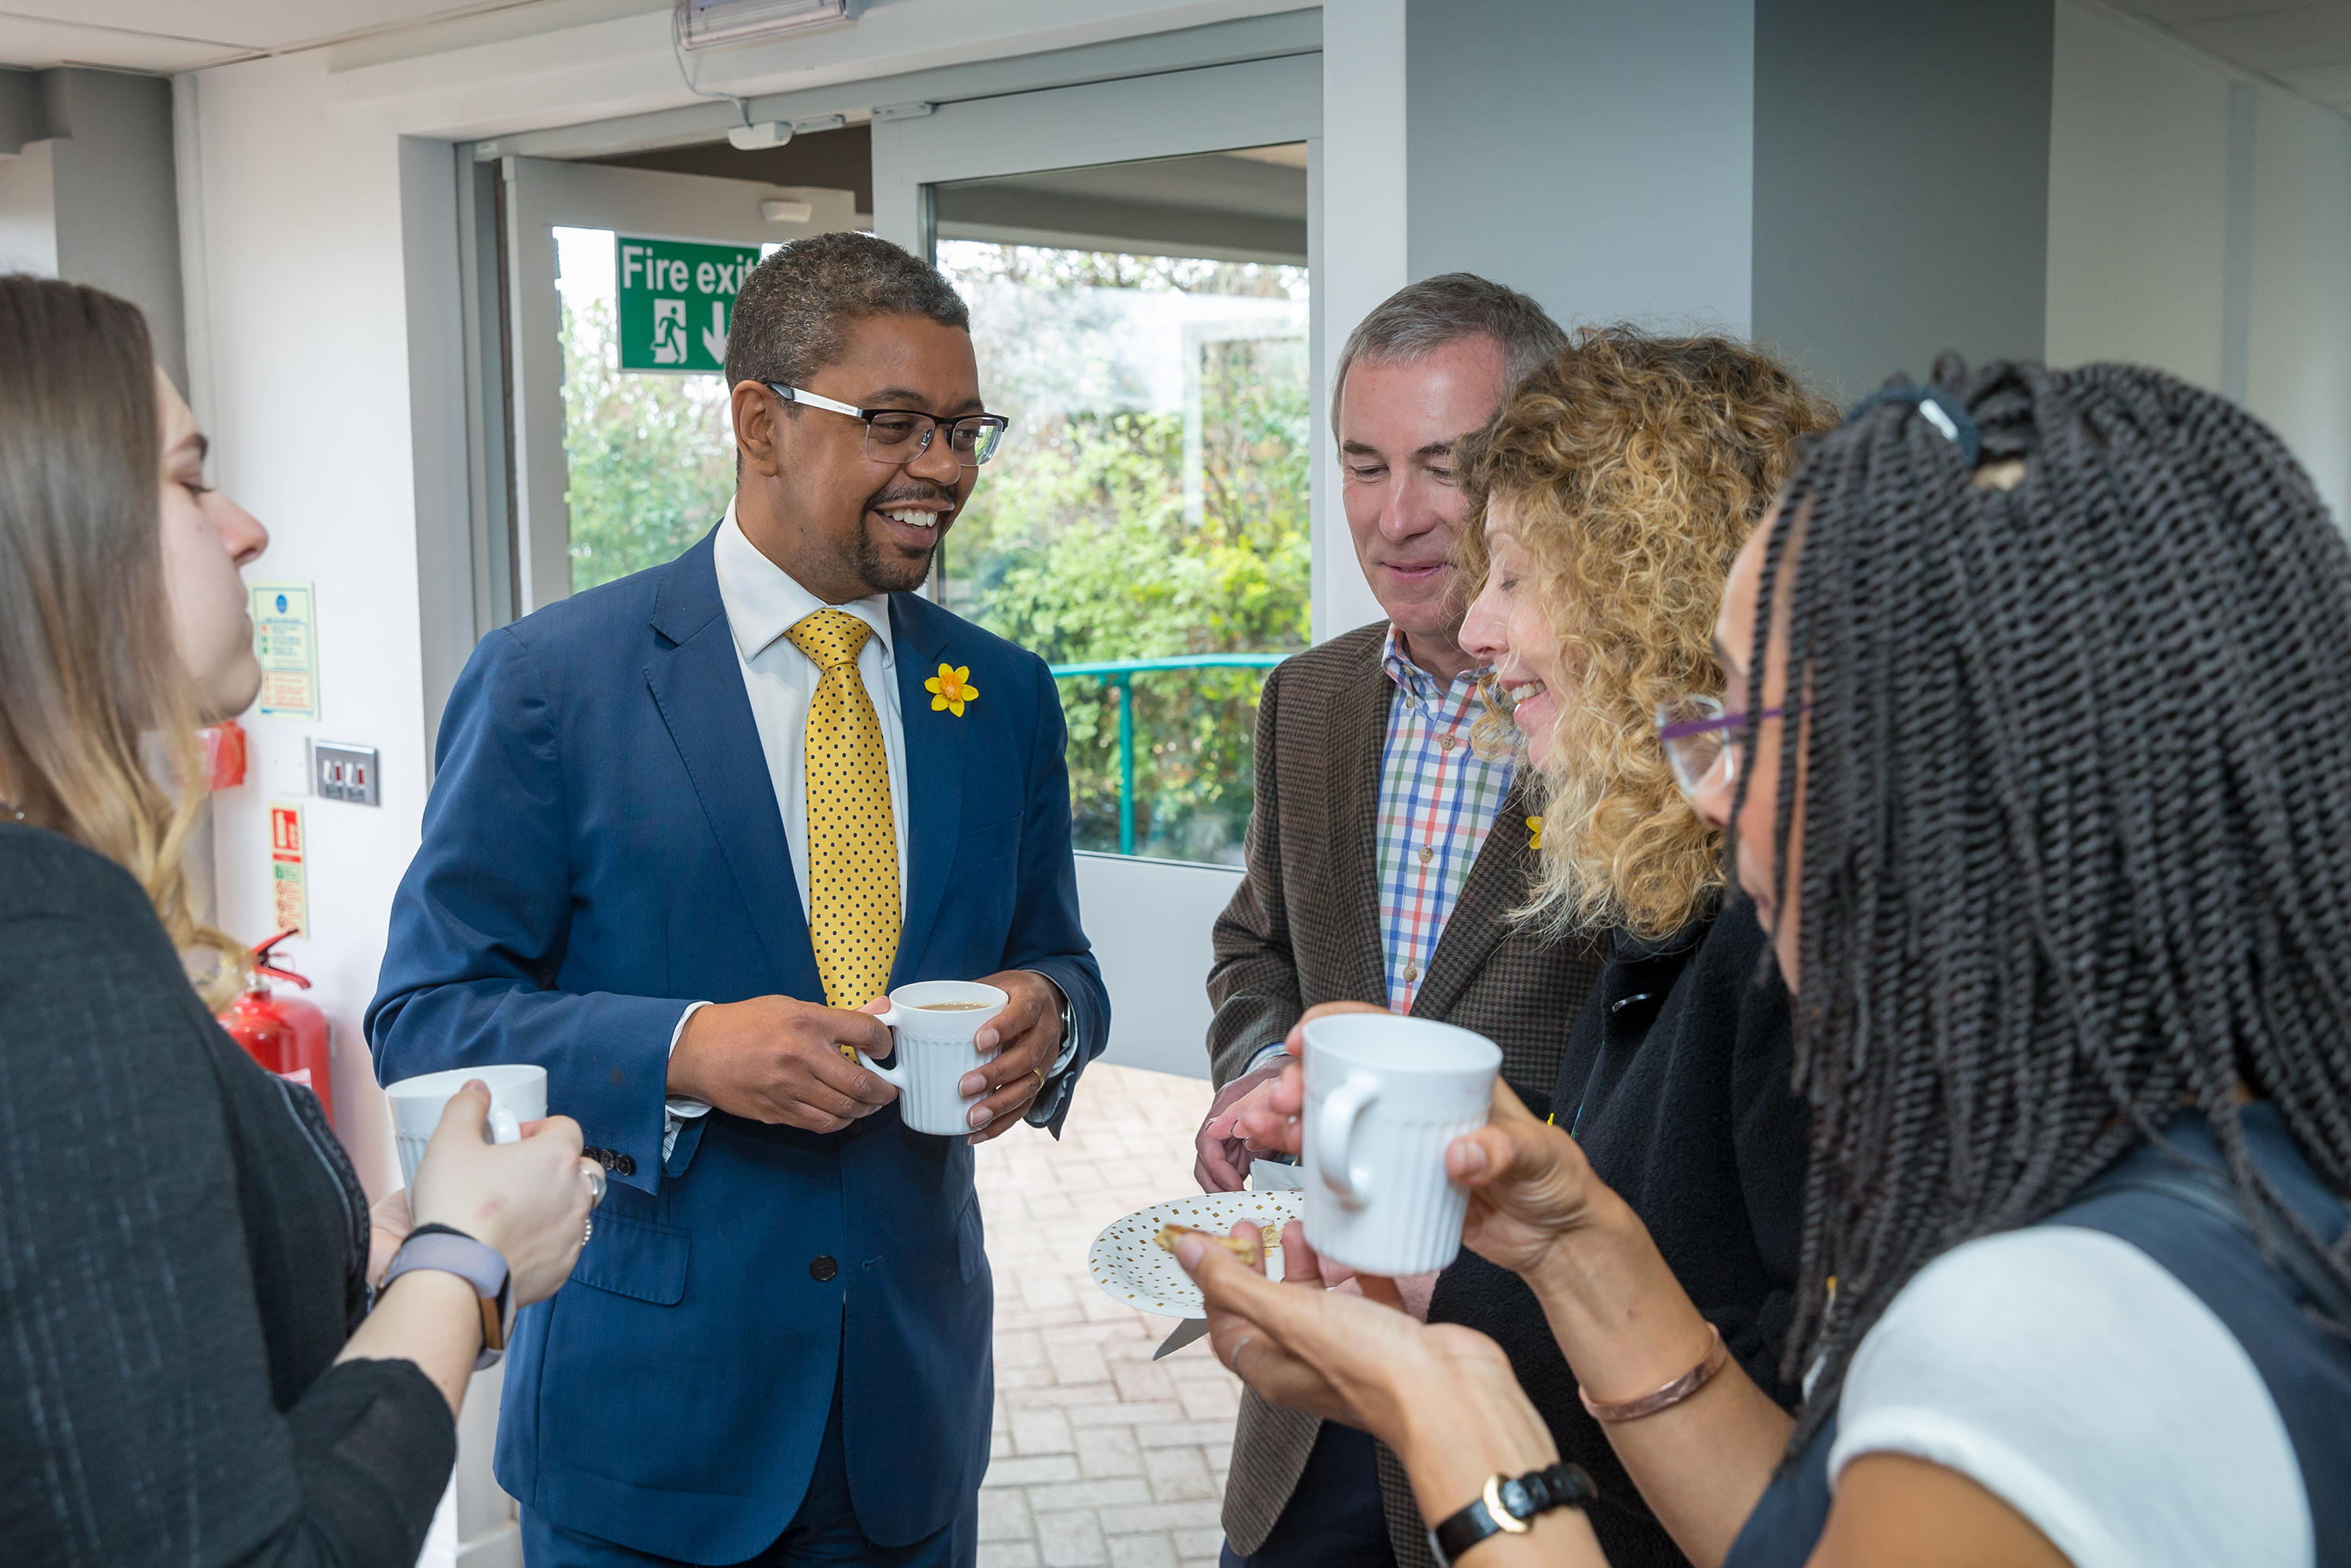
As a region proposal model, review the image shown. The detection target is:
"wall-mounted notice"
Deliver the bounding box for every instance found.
[615,234,761,374]
[251,581,319,720]
[270,803,310,938]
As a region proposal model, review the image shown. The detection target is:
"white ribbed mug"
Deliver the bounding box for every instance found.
[1302,1014,1500,1276]
[383,1063,547,1190]
[854,982,1010,1136]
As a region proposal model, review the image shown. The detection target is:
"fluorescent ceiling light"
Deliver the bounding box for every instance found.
[761,198,815,223]
[677,0,860,52]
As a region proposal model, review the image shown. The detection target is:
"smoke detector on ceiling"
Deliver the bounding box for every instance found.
[676,0,862,52]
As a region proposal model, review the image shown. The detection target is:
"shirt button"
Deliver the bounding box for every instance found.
[1402,963,1420,983]
[810,1255,839,1283]
[1438,734,1458,751]
[1419,846,1434,863]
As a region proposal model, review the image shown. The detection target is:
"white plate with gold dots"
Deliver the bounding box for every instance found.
[1087,1190,1305,1319]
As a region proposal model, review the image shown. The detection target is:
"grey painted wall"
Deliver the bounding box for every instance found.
[1752,0,2053,403]
[1403,0,1755,336]
[45,69,187,389]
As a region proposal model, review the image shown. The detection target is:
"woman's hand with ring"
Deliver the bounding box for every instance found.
[1231,1001,1388,1157]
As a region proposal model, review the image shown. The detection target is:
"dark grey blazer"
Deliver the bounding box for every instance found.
[0,824,455,1566]
[1205,624,1605,1553]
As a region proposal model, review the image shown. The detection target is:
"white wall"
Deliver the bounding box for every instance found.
[0,139,55,274]
[1312,0,1405,643]
[2046,2,2232,390]
[181,53,433,1199]
[2246,81,2351,524]
[2046,0,2351,524]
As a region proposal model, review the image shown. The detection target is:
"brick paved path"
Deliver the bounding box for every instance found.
[975,1064,1242,1568]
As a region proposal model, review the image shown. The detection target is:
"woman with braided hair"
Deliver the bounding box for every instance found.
[1174,357,2351,1568]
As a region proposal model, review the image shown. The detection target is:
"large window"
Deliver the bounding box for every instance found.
[934,240,1308,864]
[545,136,1313,866]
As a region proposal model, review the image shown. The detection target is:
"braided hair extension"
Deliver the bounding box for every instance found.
[1746,354,2351,1456]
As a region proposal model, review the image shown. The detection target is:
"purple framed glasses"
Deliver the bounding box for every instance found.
[1654,694,1791,797]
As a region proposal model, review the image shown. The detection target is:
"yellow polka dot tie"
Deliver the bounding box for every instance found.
[785,609,901,1011]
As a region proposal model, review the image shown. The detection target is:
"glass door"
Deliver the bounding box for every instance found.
[869,54,1320,1078]
[500,155,861,612]
[930,152,1310,866]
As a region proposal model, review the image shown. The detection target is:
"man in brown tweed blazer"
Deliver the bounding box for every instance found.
[1196,278,1605,1568]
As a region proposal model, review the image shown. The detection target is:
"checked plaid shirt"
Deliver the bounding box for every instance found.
[1373,627,1517,1014]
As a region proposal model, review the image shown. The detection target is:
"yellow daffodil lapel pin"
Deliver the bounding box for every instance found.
[927,663,978,717]
[1527,815,1544,851]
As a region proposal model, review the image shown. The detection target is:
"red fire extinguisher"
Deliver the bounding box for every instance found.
[219,929,335,1126]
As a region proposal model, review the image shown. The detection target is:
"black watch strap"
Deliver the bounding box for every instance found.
[1428,1462,1595,1565]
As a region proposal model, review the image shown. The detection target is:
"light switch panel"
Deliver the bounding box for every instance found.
[314,741,380,806]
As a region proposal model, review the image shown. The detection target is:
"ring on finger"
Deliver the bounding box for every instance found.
[1223,1331,1256,1373]
[579,1158,608,1209]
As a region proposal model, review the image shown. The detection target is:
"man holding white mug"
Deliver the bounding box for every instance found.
[1199,277,1607,1568]
[369,233,1108,1568]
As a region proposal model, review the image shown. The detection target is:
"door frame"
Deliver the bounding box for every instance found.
[499,158,860,615]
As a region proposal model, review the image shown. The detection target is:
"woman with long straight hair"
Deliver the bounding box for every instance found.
[1178,358,2351,1567]
[0,276,597,1567]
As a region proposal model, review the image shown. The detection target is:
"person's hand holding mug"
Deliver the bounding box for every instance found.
[407,1080,595,1306]
[1449,1079,1616,1282]
[1175,1223,1573,1546]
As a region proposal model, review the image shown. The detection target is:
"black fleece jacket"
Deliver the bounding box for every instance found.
[1424,896,1809,1568]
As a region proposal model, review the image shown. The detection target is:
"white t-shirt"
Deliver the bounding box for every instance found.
[1827,1225,2313,1568]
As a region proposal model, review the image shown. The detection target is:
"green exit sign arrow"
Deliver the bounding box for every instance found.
[615,234,763,374]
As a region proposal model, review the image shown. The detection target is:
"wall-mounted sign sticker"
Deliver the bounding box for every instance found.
[615,234,763,374]
[270,803,310,938]
[251,581,319,720]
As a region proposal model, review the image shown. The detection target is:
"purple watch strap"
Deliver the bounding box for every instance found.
[380,1230,511,1370]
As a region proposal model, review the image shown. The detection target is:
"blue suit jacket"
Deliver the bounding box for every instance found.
[367,531,1108,1561]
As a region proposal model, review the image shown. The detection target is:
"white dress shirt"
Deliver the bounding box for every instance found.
[664,508,1069,1147]
[714,506,911,914]
[664,510,910,1131]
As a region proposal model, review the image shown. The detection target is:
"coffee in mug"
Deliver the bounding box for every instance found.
[383,1063,549,1190]
[854,982,1010,1135]
[1301,1013,1500,1275]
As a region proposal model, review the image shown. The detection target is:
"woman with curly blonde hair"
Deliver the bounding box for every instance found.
[1279,328,1834,1568]
[1425,327,1831,1568]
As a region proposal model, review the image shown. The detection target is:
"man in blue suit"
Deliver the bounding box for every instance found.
[370,232,1109,1566]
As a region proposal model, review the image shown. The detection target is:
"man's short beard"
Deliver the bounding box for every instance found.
[854,524,938,595]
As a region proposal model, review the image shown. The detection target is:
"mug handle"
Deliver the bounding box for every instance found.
[1317,1073,1378,1207]
[485,1104,522,1145]
[851,1006,912,1091]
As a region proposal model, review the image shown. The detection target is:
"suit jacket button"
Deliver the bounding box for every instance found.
[810,1254,839,1282]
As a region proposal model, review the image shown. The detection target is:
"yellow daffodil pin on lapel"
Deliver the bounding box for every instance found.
[927,663,978,717]
[1527,815,1544,851]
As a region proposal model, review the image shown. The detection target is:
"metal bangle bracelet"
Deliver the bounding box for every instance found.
[1577,1323,1727,1423]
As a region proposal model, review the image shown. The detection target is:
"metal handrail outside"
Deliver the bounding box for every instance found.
[1047,653,1290,855]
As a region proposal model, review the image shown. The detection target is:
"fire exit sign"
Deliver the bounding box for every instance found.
[615,234,762,374]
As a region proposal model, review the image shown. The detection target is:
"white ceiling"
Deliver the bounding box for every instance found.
[2102,2,2351,108]
[0,1,629,72]
[6,2,2350,120]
